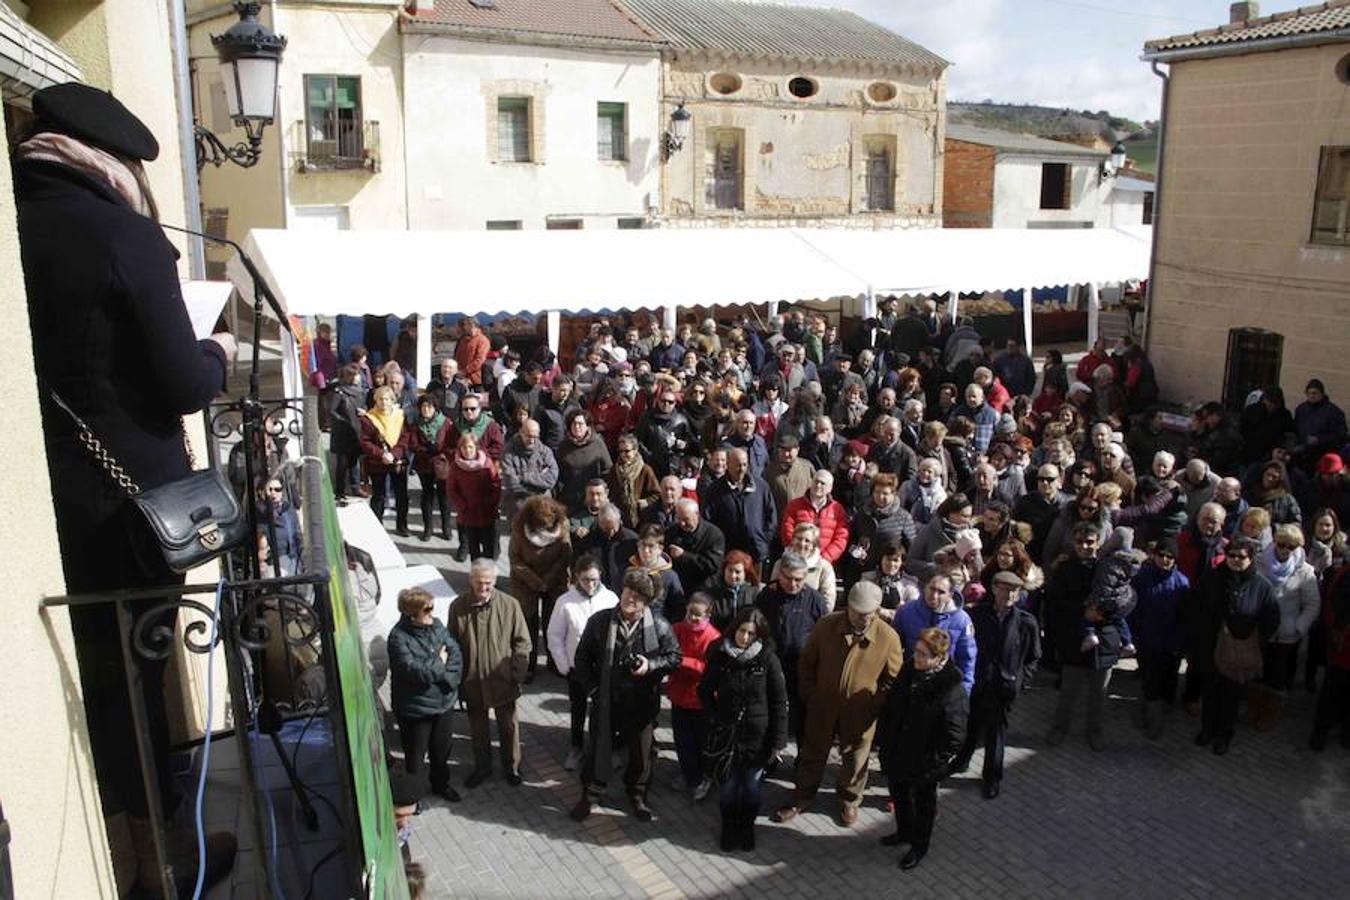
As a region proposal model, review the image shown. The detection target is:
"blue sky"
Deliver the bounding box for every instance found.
[795,0,1243,122]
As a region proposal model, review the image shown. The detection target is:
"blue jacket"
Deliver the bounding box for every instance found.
[704,474,778,561]
[754,584,830,670]
[894,601,977,694]
[722,432,769,478]
[1128,562,1190,657]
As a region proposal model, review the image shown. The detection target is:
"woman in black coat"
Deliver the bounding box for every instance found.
[878,627,969,871]
[389,587,464,803]
[698,606,788,852]
[15,83,238,890]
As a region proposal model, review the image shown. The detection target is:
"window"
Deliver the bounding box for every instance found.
[305,75,363,164]
[486,220,522,230]
[788,76,818,99]
[1223,328,1283,409]
[1310,145,1350,246]
[597,102,627,161]
[497,97,532,162]
[863,137,895,212]
[708,129,744,211]
[546,219,583,230]
[1040,163,1071,210]
[866,82,897,103]
[709,73,742,95]
[1143,190,1155,226]
[617,218,645,229]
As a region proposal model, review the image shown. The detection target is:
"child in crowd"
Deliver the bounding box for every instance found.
[1081,527,1144,655]
[668,594,720,800]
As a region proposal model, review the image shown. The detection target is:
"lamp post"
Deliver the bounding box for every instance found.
[662,103,691,160]
[196,2,287,170]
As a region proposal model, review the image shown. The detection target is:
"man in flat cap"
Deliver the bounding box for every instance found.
[949,570,1041,799]
[774,581,904,827]
[15,82,238,894]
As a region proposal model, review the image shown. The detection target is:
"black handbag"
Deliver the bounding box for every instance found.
[701,706,745,784]
[50,389,249,573]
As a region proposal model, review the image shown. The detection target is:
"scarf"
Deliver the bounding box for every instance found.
[1259,543,1302,586]
[722,638,763,662]
[454,449,487,472]
[568,427,593,448]
[455,412,492,441]
[594,608,657,785]
[914,476,947,511]
[416,411,446,444]
[366,408,405,448]
[17,132,150,216]
[526,523,565,548]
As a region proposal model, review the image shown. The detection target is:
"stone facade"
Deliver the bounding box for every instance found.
[659,55,946,229]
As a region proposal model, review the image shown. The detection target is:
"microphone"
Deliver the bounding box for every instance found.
[161,222,294,337]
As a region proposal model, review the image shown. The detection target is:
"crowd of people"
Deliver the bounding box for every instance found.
[335,304,1350,871]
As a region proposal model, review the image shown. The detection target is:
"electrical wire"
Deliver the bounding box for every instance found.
[242,660,288,900]
[191,579,226,900]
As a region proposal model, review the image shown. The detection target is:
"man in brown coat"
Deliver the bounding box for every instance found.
[774,581,903,827]
[447,558,532,788]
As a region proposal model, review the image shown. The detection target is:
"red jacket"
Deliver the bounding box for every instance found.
[1075,350,1111,384]
[986,377,1011,413]
[668,621,720,710]
[358,416,410,477]
[590,395,632,453]
[445,454,502,527]
[407,418,451,477]
[455,332,490,385]
[780,494,850,563]
[1176,529,1226,584]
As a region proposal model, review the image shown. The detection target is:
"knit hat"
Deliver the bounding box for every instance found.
[847,581,883,614]
[1318,452,1345,475]
[954,529,982,561]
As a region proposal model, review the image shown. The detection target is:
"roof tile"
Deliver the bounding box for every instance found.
[946,124,1106,160]
[407,0,664,45]
[1144,0,1350,53]
[619,0,947,70]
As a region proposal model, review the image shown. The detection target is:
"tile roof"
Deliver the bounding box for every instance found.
[406,0,664,46]
[618,0,947,71]
[1144,0,1350,54]
[946,124,1106,160]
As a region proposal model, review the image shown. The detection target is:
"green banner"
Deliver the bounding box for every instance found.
[318,470,409,899]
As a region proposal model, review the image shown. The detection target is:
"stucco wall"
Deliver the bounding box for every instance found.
[1148,42,1350,404]
[992,156,1104,229]
[402,35,661,230]
[661,56,944,228]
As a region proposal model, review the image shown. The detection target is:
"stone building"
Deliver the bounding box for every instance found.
[1142,0,1350,405]
[944,124,1154,229]
[620,0,949,228]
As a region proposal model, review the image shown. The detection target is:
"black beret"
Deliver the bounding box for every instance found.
[33,82,159,161]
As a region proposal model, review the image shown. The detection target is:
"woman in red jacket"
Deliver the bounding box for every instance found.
[669,594,720,799]
[445,432,503,561]
[360,385,412,536]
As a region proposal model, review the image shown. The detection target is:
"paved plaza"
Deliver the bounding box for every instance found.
[385,525,1350,900]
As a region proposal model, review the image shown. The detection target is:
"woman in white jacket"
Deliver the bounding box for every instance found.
[546,554,619,771]
[1252,524,1321,730]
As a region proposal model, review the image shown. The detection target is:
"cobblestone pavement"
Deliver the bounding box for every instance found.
[385,513,1350,900]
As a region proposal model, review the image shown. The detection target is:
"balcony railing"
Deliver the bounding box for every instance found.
[289,119,381,174]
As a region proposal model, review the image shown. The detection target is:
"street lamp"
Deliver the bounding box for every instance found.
[196,2,287,170]
[1099,140,1128,180]
[662,103,691,160]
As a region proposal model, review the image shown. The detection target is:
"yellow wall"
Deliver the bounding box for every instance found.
[0,55,117,900]
[1149,42,1350,403]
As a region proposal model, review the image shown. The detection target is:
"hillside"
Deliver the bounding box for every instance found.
[949,101,1159,173]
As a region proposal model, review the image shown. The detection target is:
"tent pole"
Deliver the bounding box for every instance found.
[416,312,432,387]
[663,305,677,333]
[1087,283,1100,350]
[1023,287,1035,359]
[949,289,958,324]
[863,288,876,320]
[547,311,561,359]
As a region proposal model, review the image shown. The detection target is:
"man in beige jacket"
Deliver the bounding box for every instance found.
[447,558,532,788]
[774,581,904,827]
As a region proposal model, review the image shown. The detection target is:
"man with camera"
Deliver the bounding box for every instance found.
[569,568,683,823]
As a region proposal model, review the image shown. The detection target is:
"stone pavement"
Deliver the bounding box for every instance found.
[381,508,1350,900]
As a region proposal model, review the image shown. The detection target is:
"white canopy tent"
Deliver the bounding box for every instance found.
[226,226,1151,397]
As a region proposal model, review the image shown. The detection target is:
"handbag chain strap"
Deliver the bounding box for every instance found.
[48,389,200,498]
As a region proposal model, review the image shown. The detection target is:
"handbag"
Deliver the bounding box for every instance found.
[49,389,249,574]
[432,453,451,482]
[1213,622,1263,684]
[701,706,745,784]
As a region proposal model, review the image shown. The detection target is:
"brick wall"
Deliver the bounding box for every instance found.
[942,139,995,228]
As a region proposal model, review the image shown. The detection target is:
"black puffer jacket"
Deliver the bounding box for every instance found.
[388,617,463,719]
[878,662,968,783]
[698,640,789,767]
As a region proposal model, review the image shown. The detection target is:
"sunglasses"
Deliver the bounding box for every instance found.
[1080,504,1100,513]
[462,406,480,412]
[1037,476,1057,483]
